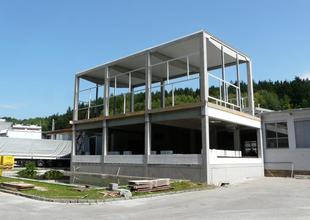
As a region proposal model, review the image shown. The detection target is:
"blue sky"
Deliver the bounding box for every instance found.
[0,0,309,119]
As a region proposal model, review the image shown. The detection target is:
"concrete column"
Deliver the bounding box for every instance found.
[102,67,109,163]
[144,52,152,176]
[145,52,152,111]
[130,86,134,112]
[221,46,226,104]
[145,115,151,161]
[70,124,76,171]
[287,115,296,150]
[73,76,80,121]
[102,120,108,159]
[236,54,242,108]
[95,84,99,116]
[113,77,117,114]
[246,60,255,115]
[71,76,79,171]
[200,32,211,183]
[257,128,264,161]
[160,81,165,108]
[104,67,110,117]
[234,126,241,151]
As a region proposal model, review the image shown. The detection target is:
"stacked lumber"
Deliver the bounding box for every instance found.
[128,179,170,192]
[0,182,35,191]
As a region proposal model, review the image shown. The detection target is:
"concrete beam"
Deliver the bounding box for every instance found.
[151,51,200,73]
[111,65,162,82]
[82,75,105,85]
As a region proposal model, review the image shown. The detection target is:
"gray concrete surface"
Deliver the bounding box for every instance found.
[1,177,310,220]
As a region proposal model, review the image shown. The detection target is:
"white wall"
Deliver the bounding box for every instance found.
[7,130,41,139]
[262,109,310,171]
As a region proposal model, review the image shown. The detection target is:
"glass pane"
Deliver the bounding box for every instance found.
[267,138,277,148]
[295,120,310,148]
[266,123,276,138]
[277,122,288,138]
[278,138,289,148]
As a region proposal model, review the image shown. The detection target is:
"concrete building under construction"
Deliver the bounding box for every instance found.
[71,31,264,184]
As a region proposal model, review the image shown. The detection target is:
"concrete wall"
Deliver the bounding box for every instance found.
[262,109,310,172]
[209,163,264,185]
[72,161,263,184]
[72,162,203,182]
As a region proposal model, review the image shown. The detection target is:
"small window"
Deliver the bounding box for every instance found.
[265,122,288,149]
[295,120,310,148]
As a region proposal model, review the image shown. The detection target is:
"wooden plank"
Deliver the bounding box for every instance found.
[1,182,35,190]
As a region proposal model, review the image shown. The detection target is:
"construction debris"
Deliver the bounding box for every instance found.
[0,182,35,191]
[100,188,132,199]
[100,191,120,198]
[128,178,171,192]
[34,186,48,191]
[118,189,132,199]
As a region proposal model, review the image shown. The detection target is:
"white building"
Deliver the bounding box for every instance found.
[0,119,42,139]
[262,108,310,175]
[44,128,73,141]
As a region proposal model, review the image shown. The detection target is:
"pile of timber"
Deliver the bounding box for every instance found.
[0,182,35,191]
[128,179,170,192]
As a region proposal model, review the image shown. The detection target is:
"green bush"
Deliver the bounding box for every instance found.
[42,170,64,180]
[17,162,37,179]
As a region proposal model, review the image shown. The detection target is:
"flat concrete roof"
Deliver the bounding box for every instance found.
[77,30,250,88]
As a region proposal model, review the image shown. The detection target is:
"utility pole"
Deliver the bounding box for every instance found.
[52,119,55,140]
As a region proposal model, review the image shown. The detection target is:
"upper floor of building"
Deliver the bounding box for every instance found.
[72,31,255,123]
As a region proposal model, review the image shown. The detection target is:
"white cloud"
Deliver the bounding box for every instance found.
[300,72,310,80]
[0,104,17,110]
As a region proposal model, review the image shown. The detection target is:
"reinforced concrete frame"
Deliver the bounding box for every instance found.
[71,31,262,184]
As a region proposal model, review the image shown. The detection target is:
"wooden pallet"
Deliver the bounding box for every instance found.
[0,182,35,191]
[128,179,171,192]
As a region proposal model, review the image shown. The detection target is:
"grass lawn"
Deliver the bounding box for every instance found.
[0,176,105,200]
[0,176,211,201]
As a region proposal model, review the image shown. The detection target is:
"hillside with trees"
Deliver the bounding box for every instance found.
[3,77,309,131]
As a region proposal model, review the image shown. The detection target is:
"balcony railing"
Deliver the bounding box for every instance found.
[208,72,246,111]
[78,85,104,120]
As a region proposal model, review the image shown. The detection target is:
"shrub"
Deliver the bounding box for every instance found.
[42,170,64,180]
[17,162,37,179]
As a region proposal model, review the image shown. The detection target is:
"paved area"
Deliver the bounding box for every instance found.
[1,177,310,220]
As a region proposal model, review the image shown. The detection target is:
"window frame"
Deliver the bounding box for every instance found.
[294,119,310,149]
[265,121,289,149]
